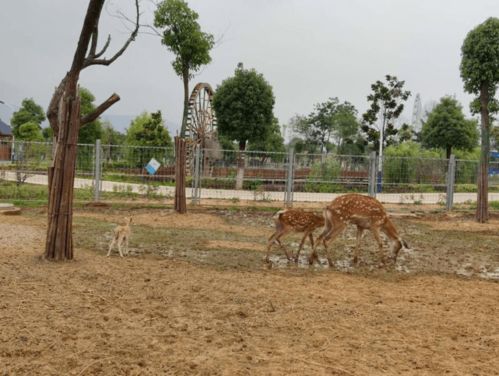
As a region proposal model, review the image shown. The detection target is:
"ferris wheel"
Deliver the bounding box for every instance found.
[185,82,217,146]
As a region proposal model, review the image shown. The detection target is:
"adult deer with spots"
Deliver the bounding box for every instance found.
[310,194,409,266]
[267,209,324,263]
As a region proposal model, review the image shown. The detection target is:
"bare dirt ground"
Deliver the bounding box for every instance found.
[1,206,499,375]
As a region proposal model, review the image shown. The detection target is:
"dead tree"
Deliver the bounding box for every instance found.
[44,0,139,260]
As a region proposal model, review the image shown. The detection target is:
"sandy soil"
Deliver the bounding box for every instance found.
[1,209,499,375]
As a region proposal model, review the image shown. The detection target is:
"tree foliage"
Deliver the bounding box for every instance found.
[101,121,125,145]
[248,117,285,154]
[291,98,362,154]
[18,122,44,141]
[154,0,214,136]
[421,96,479,158]
[361,75,411,150]
[78,87,103,144]
[10,98,46,139]
[126,111,172,148]
[213,64,275,151]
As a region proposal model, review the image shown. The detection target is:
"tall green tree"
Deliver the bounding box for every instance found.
[126,111,172,147]
[292,98,361,154]
[460,17,499,222]
[18,121,44,141]
[361,75,411,151]
[421,97,479,159]
[78,87,103,144]
[213,64,275,188]
[248,117,285,158]
[154,0,214,137]
[10,98,46,139]
[126,111,173,167]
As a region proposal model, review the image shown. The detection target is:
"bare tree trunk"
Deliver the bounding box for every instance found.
[45,80,80,260]
[476,83,490,223]
[174,137,187,213]
[180,69,189,138]
[44,0,139,261]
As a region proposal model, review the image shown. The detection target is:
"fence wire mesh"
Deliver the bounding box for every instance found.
[0,139,498,210]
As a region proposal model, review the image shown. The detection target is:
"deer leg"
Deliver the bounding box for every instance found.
[310,222,332,265]
[321,224,346,267]
[275,231,293,261]
[124,236,129,256]
[370,227,387,264]
[382,219,403,262]
[353,227,364,264]
[294,231,309,263]
[107,237,116,257]
[266,231,279,262]
[117,236,124,258]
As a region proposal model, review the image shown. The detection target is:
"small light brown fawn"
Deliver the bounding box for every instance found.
[107,217,132,257]
[267,209,325,263]
[310,194,409,266]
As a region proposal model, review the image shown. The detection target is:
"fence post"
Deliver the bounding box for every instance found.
[285,148,294,207]
[174,137,187,213]
[94,139,101,202]
[368,151,377,197]
[191,144,201,204]
[446,154,456,211]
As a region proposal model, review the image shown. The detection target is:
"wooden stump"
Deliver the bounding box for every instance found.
[175,137,187,213]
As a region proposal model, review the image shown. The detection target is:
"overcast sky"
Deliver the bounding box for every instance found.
[0,0,498,136]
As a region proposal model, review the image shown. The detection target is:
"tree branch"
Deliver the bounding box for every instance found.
[83,0,140,69]
[80,93,120,126]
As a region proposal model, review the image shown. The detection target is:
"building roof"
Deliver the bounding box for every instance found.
[0,118,13,136]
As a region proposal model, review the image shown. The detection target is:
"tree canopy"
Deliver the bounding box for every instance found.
[248,117,285,154]
[126,111,172,148]
[291,98,362,154]
[18,121,44,141]
[213,64,275,151]
[10,98,46,139]
[154,0,214,137]
[361,75,411,150]
[421,96,479,159]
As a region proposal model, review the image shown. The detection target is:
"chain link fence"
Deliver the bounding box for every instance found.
[1,139,499,209]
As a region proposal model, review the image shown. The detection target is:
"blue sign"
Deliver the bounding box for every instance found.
[145,158,161,175]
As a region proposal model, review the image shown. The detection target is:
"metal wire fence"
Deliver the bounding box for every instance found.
[1,139,499,208]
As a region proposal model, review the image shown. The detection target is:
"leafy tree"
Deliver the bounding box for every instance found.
[421,97,479,158]
[289,115,320,153]
[460,17,499,222]
[292,98,361,154]
[18,121,44,141]
[126,111,173,168]
[213,64,275,151]
[10,98,46,139]
[398,123,415,143]
[492,125,499,150]
[154,0,214,137]
[361,75,411,151]
[248,118,285,154]
[101,121,125,145]
[78,87,103,144]
[126,111,172,147]
[213,64,275,188]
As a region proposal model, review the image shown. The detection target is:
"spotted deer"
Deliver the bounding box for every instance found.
[267,209,325,263]
[107,217,132,257]
[310,194,409,266]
